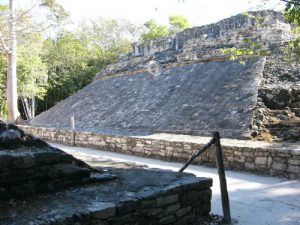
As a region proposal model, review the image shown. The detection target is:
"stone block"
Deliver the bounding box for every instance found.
[180,189,211,205]
[184,145,191,150]
[13,155,35,169]
[287,165,300,174]
[255,151,269,157]
[234,151,242,156]
[0,154,13,169]
[166,146,173,151]
[242,151,253,157]
[146,208,163,217]
[92,206,116,219]
[235,155,246,163]
[159,215,176,224]
[245,162,256,170]
[141,200,156,208]
[176,206,191,219]
[271,162,287,171]
[256,164,268,172]
[273,157,288,164]
[174,213,196,225]
[157,194,178,206]
[165,203,181,214]
[255,157,268,165]
[227,156,234,162]
[288,159,300,166]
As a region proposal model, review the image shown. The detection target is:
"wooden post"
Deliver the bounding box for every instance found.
[213,132,231,224]
[71,116,75,145]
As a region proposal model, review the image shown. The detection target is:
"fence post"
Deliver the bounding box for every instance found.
[71,116,75,145]
[213,132,231,224]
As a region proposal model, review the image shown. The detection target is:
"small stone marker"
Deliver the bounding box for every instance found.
[71,116,75,145]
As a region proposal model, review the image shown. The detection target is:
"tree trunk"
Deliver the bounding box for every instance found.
[7,0,19,123]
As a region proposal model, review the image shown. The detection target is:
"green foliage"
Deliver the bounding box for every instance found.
[283,0,300,62]
[284,32,300,62]
[38,18,139,113]
[141,19,169,41]
[39,0,70,21]
[141,15,190,41]
[17,32,48,100]
[284,0,300,25]
[220,37,269,63]
[169,15,190,34]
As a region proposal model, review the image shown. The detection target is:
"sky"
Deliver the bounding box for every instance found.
[2,0,285,27]
[52,0,283,26]
[54,0,285,27]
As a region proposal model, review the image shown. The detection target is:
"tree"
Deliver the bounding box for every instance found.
[39,18,141,113]
[141,19,169,41]
[169,15,189,34]
[0,0,18,123]
[141,16,190,41]
[283,0,300,25]
[0,0,67,123]
[18,32,47,120]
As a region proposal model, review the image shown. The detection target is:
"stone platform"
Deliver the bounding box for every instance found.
[0,123,107,201]
[0,167,212,225]
[0,123,213,224]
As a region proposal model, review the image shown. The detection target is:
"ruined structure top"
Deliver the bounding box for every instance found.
[96,10,293,79]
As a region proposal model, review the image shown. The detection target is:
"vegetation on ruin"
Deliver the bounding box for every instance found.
[141,15,190,41]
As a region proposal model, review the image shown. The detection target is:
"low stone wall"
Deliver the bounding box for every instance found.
[85,182,211,225]
[0,147,93,200]
[19,125,300,179]
[1,156,213,225]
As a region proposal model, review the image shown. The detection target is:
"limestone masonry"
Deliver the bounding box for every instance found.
[30,10,300,141]
[1,123,213,225]
[19,125,300,179]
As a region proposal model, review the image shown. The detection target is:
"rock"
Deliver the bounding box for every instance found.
[255,157,268,165]
[0,129,22,141]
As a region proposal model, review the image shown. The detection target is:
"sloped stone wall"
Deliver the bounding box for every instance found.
[30,59,265,139]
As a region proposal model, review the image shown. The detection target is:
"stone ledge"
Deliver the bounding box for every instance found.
[18,125,300,179]
[0,167,212,225]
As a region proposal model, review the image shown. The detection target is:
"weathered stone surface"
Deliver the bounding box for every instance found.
[157,194,178,206]
[0,166,212,225]
[31,58,265,139]
[0,122,103,201]
[255,157,268,165]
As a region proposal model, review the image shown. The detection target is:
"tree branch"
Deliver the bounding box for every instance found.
[281,0,300,6]
[0,31,10,54]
